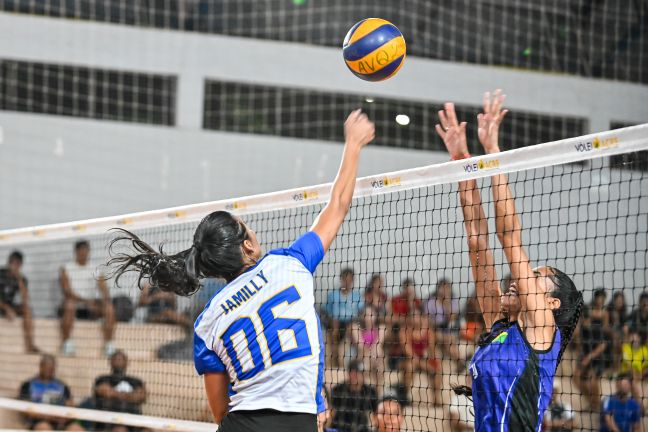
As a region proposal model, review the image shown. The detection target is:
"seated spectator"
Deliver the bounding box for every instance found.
[60,240,115,356]
[574,306,608,411]
[0,250,39,353]
[18,354,75,431]
[331,360,378,432]
[425,278,463,368]
[91,351,147,415]
[370,396,404,432]
[364,274,387,321]
[620,330,648,381]
[324,268,362,368]
[607,291,628,368]
[448,372,474,431]
[590,288,610,329]
[543,383,577,431]
[459,290,485,344]
[626,291,648,341]
[387,278,421,324]
[425,278,459,329]
[139,282,191,329]
[402,308,441,406]
[351,304,385,386]
[600,374,641,432]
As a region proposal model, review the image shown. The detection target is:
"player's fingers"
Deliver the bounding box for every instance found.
[445,102,458,126]
[435,123,446,139]
[438,110,450,130]
[483,91,491,114]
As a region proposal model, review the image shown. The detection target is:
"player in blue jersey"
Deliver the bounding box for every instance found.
[435,91,584,432]
[108,110,375,432]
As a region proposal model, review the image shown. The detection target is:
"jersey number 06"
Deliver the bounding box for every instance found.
[220,286,313,381]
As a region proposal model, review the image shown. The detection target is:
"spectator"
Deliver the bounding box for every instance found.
[387,278,421,324]
[18,354,75,431]
[60,240,115,356]
[459,290,485,344]
[590,288,610,331]
[325,268,362,368]
[139,283,191,329]
[351,304,385,386]
[402,308,441,406]
[0,250,39,353]
[370,397,404,432]
[600,374,641,432]
[608,291,628,329]
[425,278,463,368]
[574,306,608,411]
[364,274,387,321]
[626,291,648,341]
[448,372,474,431]
[620,330,648,380]
[543,383,577,431]
[425,278,459,329]
[331,360,378,432]
[92,351,147,416]
[607,292,628,368]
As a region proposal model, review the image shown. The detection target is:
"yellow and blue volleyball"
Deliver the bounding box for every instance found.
[343,18,406,82]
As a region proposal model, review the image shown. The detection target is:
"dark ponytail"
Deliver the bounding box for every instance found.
[547,267,584,365]
[108,211,249,296]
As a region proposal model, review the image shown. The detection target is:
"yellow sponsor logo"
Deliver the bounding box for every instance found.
[117,218,133,225]
[72,224,86,231]
[371,176,401,189]
[292,190,319,202]
[575,136,619,153]
[167,211,186,219]
[225,202,247,210]
[464,159,500,173]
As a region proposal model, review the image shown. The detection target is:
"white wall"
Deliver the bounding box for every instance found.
[0,112,447,229]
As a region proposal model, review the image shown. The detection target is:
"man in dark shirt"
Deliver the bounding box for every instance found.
[626,292,648,341]
[18,354,73,430]
[93,350,147,415]
[0,251,39,353]
[331,360,378,432]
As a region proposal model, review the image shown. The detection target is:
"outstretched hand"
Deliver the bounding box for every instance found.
[344,109,375,149]
[435,102,468,159]
[477,89,508,154]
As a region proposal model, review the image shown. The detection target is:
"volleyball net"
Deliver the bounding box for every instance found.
[0,125,646,431]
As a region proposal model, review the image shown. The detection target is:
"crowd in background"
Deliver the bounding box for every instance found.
[1,246,647,432]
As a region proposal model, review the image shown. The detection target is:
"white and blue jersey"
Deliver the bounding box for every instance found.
[194,231,326,414]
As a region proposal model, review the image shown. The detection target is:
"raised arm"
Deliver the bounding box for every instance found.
[311,110,375,251]
[435,103,501,331]
[479,90,556,347]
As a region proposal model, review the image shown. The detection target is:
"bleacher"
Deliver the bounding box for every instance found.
[1,318,646,431]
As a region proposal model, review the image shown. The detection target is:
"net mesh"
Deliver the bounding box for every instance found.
[0,135,647,430]
[1,0,646,84]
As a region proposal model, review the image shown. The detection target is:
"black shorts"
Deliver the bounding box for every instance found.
[219,409,316,432]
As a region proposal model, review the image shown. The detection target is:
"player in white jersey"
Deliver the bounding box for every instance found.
[108,110,375,432]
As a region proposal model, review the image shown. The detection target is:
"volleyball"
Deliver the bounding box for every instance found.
[343,18,406,82]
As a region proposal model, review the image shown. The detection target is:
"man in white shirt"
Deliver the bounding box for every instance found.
[60,240,115,356]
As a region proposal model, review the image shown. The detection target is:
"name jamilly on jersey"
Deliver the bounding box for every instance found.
[469,319,561,432]
[194,231,325,414]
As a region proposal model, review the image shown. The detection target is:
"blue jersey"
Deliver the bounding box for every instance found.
[194,232,326,414]
[468,319,561,432]
[600,395,641,432]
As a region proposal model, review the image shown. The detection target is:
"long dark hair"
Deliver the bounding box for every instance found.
[546,267,584,364]
[453,267,583,397]
[108,211,249,296]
